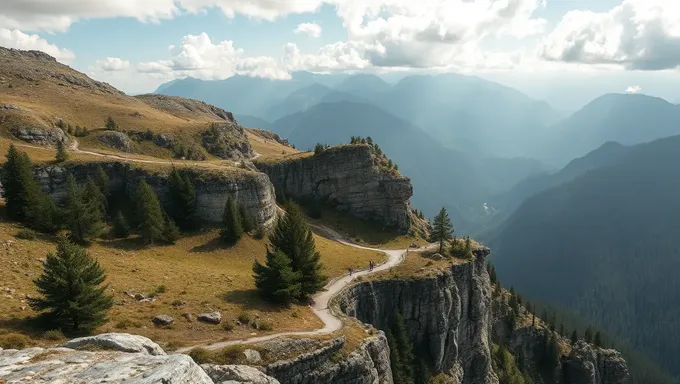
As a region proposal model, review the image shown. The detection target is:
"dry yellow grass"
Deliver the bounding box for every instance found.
[245,130,298,157]
[0,219,381,348]
[365,249,457,281]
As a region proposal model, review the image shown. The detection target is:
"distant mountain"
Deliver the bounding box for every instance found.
[538,93,680,165]
[235,114,273,131]
[333,74,391,98]
[487,134,680,377]
[270,101,549,232]
[262,84,365,122]
[488,141,630,222]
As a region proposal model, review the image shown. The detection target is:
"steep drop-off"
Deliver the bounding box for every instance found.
[255,145,413,233]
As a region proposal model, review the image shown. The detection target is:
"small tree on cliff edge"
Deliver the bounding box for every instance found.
[431,207,453,254]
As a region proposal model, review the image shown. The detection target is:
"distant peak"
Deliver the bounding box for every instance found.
[0,46,57,62]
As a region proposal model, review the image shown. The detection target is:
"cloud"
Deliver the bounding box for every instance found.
[294,22,322,38]
[96,57,130,71]
[0,0,323,32]
[282,42,370,72]
[540,0,680,70]
[0,28,75,63]
[625,85,642,94]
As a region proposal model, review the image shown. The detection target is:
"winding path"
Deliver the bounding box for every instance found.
[177,229,419,353]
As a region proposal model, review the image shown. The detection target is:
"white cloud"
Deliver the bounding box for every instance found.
[0,28,75,63]
[96,57,130,71]
[625,85,642,94]
[294,23,322,38]
[282,42,370,72]
[540,0,680,70]
[178,0,324,22]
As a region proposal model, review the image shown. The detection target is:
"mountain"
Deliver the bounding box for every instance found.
[262,84,366,121]
[235,114,274,130]
[270,101,551,232]
[538,93,680,165]
[487,134,680,377]
[333,74,391,97]
[487,141,630,223]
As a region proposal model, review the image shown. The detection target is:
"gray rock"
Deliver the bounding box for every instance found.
[34,162,277,228]
[256,145,413,233]
[0,104,20,110]
[134,293,147,301]
[153,315,174,326]
[198,311,222,324]
[11,126,65,146]
[430,253,445,260]
[0,347,212,383]
[243,349,262,363]
[201,122,253,160]
[202,364,279,384]
[563,341,630,384]
[98,131,135,152]
[60,333,166,356]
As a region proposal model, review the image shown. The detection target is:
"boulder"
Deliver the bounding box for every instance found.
[0,347,212,383]
[11,126,65,146]
[202,364,280,384]
[153,315,174,326]
[243,349,262,363]
[198,311,222,324]
[98,131,135,152]
[60,333,166,356]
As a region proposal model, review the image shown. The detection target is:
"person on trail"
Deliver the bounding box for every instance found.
[349,267,353,276]
[369,260,374,271]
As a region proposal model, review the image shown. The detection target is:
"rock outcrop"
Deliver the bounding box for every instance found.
[202,364,280,384]
[563,342,629,384]
[10,126,65,146]
[60,333,166,356]
[255,145,413,233]
[34,162,277,228]
[263,335,392,384]
[336,248,497,383]
[97,131,135,152]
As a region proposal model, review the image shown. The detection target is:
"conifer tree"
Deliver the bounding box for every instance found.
[585,327,593,343]
[112,210,130,238]
[431,207,453,254]
[135,180,165,244]
[168,168,197,230]
[64,174,106,243]
[2,145,38,221]
[162,211,180,244]
[29,235,113,331]
[84,177,107,217]
[55,140,68,163]
[221,197,244,245]
[269,202,326,298]
[105,116,118,131]
[594,331,602,347]
[93,165,110,209]
[392,314,416,383]
[386,331,406,384]
[240,205,255,233]
[252,248,302,304]
[571,330,578,344]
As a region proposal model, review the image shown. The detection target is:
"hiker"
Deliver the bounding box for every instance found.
[349,267,353,276]
[369,260,374,271]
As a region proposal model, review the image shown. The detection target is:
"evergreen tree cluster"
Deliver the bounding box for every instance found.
[385,314,429,384]
[313,142,330,154]
[253,202,326,304]
[492,343,533,384]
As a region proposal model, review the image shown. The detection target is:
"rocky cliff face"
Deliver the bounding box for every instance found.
[255,145,413,233]
[336,248,497,384]
[34,161,277,228]
[335,249,630,384]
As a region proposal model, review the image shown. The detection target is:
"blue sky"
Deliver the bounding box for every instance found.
[1,0,679,110]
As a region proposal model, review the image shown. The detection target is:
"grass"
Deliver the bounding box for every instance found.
[0,219,381,347]
[245,129,298,157]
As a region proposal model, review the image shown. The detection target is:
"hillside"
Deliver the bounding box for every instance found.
[537,93,680,165]
[487,134,680,376]
[0,47,252,161]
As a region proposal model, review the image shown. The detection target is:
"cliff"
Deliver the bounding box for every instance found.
[255,145,413,233]
[335,249,630,384]
[34,161,277,228]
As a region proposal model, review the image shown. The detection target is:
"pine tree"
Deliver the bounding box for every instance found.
[220,197,244,245]
[252,248,302,304]
[135,180,165,244]
[431,207,453,254]
[93,165,110,213]
[29,235,113,331]
[25,192,61,234]
[240,205,255,233]
[64,174,106,243]
[105,116,118,131]
[112,210,130,238]
[55,140,68,163]
[594,331,602,347]
[386,331,406,384]
[2,145,39,221]
[168,168,198,230]
[392,314,416,383]
[585,327,593,343]
[162,212,180,244]
[84,177,107,217]
[571,330,578,344]
[269,202,327,298]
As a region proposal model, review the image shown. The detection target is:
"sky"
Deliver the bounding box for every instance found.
[1,0,680,111]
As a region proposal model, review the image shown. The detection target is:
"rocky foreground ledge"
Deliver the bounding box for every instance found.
[0,333,278,384]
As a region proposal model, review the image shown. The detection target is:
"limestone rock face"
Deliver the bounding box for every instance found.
[563,341,630,384]
[202,364,280,384]
[0,347,212,383]
[10,126,65,146]
[34,162,277,228]
[255,145,413,233]
[263,335,393,384]
[97,131,135,152]
[60,333,167,356]
[336,249,498,384]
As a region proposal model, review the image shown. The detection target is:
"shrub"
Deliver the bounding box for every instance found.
[43,329,65,341]
[222,323,234,332]
[237,313,251,324]
[215,345,246,364]
[0,333,31,349]
[189,347,212,364]
[15,228,37,240]
[258,321,273,331]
